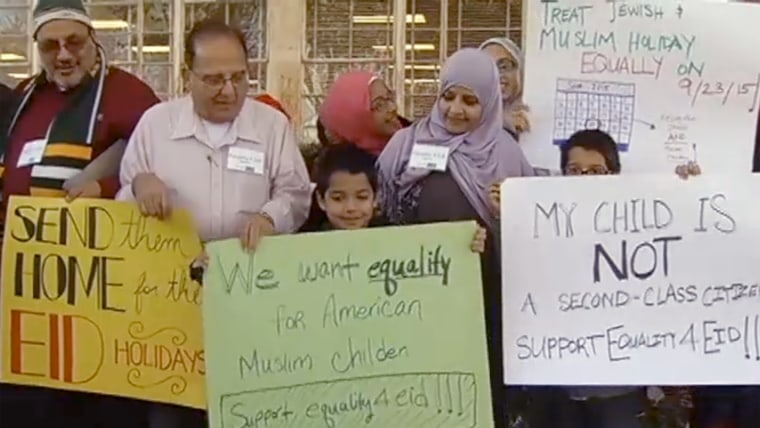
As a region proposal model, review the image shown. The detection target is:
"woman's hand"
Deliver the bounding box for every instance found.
[512,107,531,133]
[470,227,487,253]
[675,161,701,180]
[489,182,501,218]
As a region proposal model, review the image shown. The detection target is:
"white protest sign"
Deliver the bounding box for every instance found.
[520,0,760,173]
[501,174,760,385]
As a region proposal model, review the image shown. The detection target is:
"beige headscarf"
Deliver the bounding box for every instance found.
[479,37,527,136]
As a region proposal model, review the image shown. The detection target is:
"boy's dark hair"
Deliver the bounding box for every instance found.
[560,129,622,174]
[184,20,248,68]
[314,143,378,196]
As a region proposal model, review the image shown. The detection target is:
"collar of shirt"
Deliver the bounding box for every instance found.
[170,96,265,148]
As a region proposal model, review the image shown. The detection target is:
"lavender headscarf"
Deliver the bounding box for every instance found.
[479,37,527,135]
[377,48,534,227]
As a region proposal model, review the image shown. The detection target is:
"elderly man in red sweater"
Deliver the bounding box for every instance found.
[0,0,158,205]
[0,0,159,426]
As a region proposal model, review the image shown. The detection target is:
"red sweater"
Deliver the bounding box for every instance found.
[253,93,291,120]
[3,68,159,204]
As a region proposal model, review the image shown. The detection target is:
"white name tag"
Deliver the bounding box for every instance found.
[408,143,450,172]
[227,147,264,175]
[17,139,47,167]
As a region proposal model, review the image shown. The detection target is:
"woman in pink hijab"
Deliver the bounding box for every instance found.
[318,71,409,156]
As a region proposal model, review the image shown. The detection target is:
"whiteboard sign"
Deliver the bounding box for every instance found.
[501,174,760,385]
[520,0,760,173]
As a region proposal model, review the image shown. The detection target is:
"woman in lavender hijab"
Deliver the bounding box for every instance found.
[377,47,534,427]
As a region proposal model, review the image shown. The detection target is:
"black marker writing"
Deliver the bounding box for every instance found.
[533,202,576,238]
[694,193,736,234]
[366,245,450,297]
[592,235,682,283]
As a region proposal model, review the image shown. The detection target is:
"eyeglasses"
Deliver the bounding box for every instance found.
[496,58,519,74]
[370,92,397,112]
[564,165,610,176]
[37,35,89,56]
[192,70,248,90]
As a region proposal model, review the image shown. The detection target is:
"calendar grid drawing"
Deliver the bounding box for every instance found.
[552,78,637,152]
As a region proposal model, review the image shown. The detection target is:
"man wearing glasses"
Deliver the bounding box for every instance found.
[0,0,159,427]
[117,20,311,426]
[0,0,159,206]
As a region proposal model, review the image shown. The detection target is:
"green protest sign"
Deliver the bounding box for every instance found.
[203,221,493,428]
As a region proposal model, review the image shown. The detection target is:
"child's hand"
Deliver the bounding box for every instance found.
[489,182,501,218]
[470,227,487,253]
[675,161,701,180]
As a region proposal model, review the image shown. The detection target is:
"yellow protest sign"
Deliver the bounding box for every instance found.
[1,196,205,409]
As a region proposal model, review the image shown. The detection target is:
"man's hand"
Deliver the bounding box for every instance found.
[133,173,172,219]
[241,213,276,252]
[65,180,101,201]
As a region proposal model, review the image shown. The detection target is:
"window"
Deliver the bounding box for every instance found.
[0,0,522,129]
[0,0,267,98]
[301,0,522,142]
[87,0,173,99]
[405,0,521,118]
[0,0,33,88]
[183,0,267,95]
[302,0,394,144]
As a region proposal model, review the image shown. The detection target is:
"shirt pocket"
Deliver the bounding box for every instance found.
[233,169,269,214]
[225,141,270,214]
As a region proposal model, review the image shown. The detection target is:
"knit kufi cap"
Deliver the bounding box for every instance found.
[33,0,92,37]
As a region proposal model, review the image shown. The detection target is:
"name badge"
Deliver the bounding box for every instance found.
[408,143,450,172]
[227,147,265,175]
[17,139,47,167]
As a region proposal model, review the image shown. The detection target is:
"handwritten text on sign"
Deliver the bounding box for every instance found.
[0,196,205,408]
[203,222,493,428]
[501,175,760,385]
[521,0,760,173]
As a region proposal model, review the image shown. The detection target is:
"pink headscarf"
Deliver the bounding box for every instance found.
[318,71,389,156]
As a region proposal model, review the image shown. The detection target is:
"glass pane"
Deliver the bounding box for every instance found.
[89,4,136,63]
[0,64,31,87]
[405,0,442,119]
[230,2,266,59]
[0,0,29,6]
[404,92,436,119]
[446,0,515,55]
[0,34,29,65]
[405,29,439,62]
[247,60,266,94]
[142,63,170,97]
[144,1,171,34]
[184,1,267,59]
[305,0,393,59]
[0,8,27,34]
[98,32,133,63]
[448,29,514,54]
